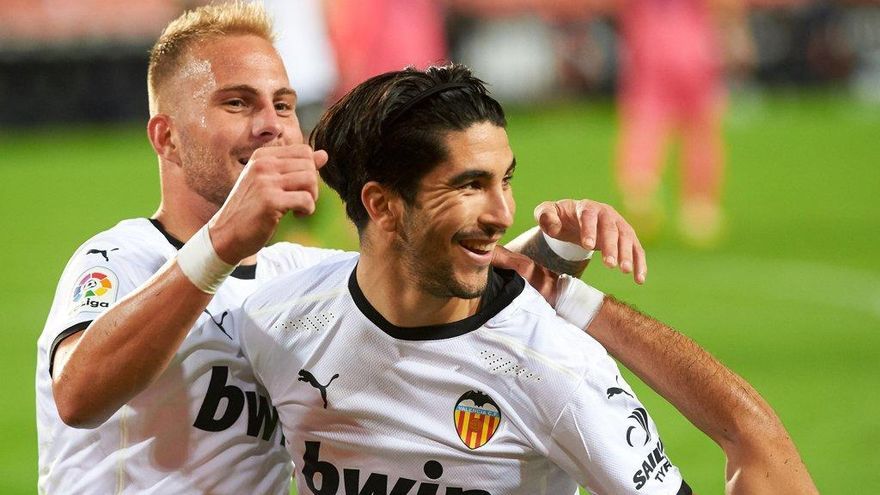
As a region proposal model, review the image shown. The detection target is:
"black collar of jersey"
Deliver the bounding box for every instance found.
[148,218,256,280]
[348,265,525,341]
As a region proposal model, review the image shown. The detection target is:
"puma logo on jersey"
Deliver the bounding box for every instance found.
[607,375,634,400]
[301,441,491,495]
[607,387,634,399]
[298,369,339,409]
[86,247,119,262]
[204,309,231,339]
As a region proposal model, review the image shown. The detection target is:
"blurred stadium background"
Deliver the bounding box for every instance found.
[2,0,878,493]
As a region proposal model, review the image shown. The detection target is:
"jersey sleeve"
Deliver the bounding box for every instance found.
[42,239,170,375]
[547,350,691,495]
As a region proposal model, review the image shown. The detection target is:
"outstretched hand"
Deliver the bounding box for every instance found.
[535,199,646,284]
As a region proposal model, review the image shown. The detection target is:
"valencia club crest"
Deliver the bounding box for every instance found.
[453,391,501,450]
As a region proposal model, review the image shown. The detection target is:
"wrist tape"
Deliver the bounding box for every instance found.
[177,225,236,295]
[542,231,594,261]
[555,274,605,329]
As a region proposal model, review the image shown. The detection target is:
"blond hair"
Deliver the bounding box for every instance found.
[147,1,275,113]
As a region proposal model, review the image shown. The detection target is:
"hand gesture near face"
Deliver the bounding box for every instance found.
[209,145,328,265]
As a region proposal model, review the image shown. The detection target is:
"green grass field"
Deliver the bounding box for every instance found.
[2,92,878,494]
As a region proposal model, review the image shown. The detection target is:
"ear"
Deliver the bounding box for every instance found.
[361,181,403,233]
[147,114,180,166]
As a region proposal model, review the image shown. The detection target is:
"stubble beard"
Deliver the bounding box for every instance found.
[179,140,235,208]
[395,211,489,300]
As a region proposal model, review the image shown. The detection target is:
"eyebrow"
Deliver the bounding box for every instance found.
[215,84,298,101]
[448,157,517,186]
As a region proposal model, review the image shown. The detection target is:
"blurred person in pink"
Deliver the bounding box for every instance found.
[615,0,752,246]
[326,0,448,97]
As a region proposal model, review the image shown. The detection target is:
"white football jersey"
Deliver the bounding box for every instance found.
[36,218,343,494]
[237,255,692,495]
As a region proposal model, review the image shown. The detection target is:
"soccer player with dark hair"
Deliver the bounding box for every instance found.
[230,64,817,494]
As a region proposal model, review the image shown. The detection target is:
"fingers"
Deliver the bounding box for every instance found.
[576,202,599,250]
[596,212,619,268]
[534,198,649,284]
[209,144,325,263]
[248,144,323,201]
[276,190,318,217]
[534,201,563,238]
[313,149,329,168]
[491,245,532,274]
[276,168,320,202]
[250,143,316,160]
[492,246,559,306]
[633,239,647,284]
[617,228,633,275]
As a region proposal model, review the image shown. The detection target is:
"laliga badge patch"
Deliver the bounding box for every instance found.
[69,268,119,315]
[453,390,501,450]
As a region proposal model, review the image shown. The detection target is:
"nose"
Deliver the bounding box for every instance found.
[480,186,515,232]
[252,103,303,144]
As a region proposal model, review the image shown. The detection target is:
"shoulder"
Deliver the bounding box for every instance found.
[39,219,174,347]
[56,218,174,286]
[258,242,351,275]
[243,252,358,315]
[70,218,174,266]
[493,281,610,361]
[481,280,613,395]
[235,254,358,366]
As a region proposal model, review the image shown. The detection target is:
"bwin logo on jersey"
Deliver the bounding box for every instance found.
[194,366,284,445]
[301,441,491,495]
[453,391,501,450]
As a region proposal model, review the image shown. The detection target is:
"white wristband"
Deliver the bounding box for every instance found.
[177,225,237,295]
[542,231,594,261]
[555,274,605,329]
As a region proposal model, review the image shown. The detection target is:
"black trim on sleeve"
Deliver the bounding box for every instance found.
[148,218,256,280]
[48,321,91,377]
[677,480,693,495]
[348,265,525,341]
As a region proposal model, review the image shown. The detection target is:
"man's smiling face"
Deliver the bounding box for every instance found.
[167,34,302,206]
[395,121,516,299]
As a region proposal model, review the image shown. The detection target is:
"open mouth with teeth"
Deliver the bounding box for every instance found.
[459,239,495,256]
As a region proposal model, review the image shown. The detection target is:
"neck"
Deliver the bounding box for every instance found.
[355,251,482,328]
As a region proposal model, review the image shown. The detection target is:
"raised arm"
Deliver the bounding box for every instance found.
[52,145,326,427]
[494,198,818,494]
